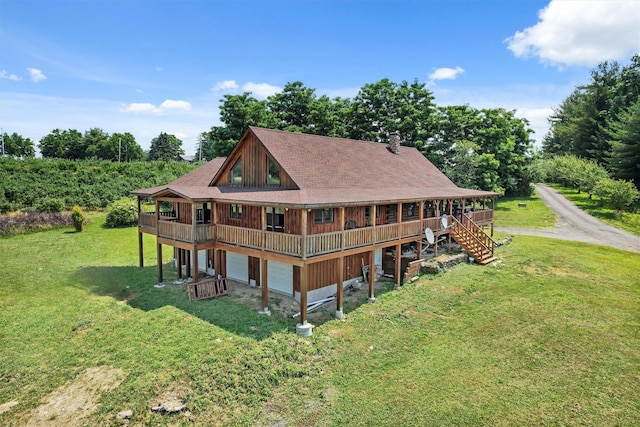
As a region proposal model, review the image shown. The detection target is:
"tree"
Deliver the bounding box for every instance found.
[348,78,435,146]
[82,128,110,160]
[267,81,317,133]
[38,128,83,159]
[592,178,640,213]
[1,132,35,158]
[148,132,184,161]
[86,132,143,161]
[608,100,640,187]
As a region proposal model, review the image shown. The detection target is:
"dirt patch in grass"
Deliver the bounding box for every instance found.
[23,366,125,427]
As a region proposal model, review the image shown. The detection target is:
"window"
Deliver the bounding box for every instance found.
[267,158,280,185]
[230,204,242,219]
[266,207,285,232]
[407,203,416,217]
[314,208,334,224]
[231,158,242,184]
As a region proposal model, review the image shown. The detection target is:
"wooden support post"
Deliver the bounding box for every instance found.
[138,231,144,268]
[261,258,269,312]
[192,247,198,283]
[186,250,191,278]
[395,243,401,288]
[177,249,182,279]
[369,249,376,300]
[157,243,163,283]
[301,209,308,260]
[336,256,344,319]
[417,200,424,259]
[300,265,308,324]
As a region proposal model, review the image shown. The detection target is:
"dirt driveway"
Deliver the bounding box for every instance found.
[495,184,640,253]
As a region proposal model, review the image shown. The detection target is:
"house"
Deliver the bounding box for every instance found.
[132,127,497,335]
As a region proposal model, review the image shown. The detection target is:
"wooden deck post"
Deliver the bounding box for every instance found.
[336,256,344,319]
[368,250,376,301]
[261,258,269,313]
[192,247,198,283]
[138,231,144,268]
[177,249,182,279]
[300,265,308,324]
[157,243,163,283]
[301,209,308,260]
[417,200,424,258]
[186,250,191,278]
[395,243,401,288]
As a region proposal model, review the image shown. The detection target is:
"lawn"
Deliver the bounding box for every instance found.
[494,189,556,229]
[1,214,638,426]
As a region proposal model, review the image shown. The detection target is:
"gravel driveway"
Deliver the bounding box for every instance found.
[495,184,640,253]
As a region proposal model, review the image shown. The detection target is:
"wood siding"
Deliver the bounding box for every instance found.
[214,133,297,189]
[293,252,372,293]
[216,203,262,229]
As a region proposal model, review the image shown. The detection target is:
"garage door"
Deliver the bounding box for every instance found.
[267,261,292,295]
[226,252,248,283]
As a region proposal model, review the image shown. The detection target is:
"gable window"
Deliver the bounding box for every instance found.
[314,208,334,224]
[230,204,242,219]
[267,158,280,185]
[231,158,242,184]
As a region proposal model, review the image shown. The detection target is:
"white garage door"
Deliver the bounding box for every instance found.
[226,252,248,283]
[267,261,293,295]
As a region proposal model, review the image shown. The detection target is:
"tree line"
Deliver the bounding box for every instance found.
[5,78,538,197]
[2,129,185,162]
[198,79,535,196]
[543,54,640,187]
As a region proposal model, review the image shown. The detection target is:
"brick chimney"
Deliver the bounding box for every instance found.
[388,132,400,155]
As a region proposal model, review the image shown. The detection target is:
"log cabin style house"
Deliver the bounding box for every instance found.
[132,127,497,335]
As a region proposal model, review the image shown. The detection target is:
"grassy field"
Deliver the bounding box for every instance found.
[1,214,638,426]
[494,190,556,229]
[549,184,640,236]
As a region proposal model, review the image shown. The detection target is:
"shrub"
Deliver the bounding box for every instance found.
[592,179,640,213]
[0,212,73,236]
[35,197,64,213]
[105,197,138,228]
[71,205,86,232]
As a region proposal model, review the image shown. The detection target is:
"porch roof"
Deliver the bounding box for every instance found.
[141,184,495,208]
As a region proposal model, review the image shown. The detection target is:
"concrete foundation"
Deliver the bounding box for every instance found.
[296,322,313,337]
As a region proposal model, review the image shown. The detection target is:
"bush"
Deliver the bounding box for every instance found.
[0,212,73,236]
[71,205,86,232]
[592,179,640,213]
[105,197,138,228]
[34,197,64,213]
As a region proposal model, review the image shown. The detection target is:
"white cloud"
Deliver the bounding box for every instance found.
[212,80,239,92]
[27,67,47,82]
[121,99,192,115]
[0,70,22,81]
[160,99,192,111]
[429,66,465,82]
[506,0,640,67]
[242,82,281,98]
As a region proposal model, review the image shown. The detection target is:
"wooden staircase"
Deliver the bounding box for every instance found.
[450,215,496,265]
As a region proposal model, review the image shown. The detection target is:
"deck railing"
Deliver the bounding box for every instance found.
[187,277,228,301]
[139,212,157,228]
[471,209,494,224]
[143,216,491,257]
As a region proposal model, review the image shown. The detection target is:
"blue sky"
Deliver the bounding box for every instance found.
[1,0,639,155]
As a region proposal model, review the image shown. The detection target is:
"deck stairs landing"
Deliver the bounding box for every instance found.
[450,216,496,265]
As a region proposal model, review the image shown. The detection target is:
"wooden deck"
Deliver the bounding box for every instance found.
[139,210,494,258]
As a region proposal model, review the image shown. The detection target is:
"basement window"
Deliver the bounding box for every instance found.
[230,204,242,219]
[231,158,242,184]
[314,208,334,224]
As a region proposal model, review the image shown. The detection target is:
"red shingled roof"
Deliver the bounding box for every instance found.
[132,127,496,205]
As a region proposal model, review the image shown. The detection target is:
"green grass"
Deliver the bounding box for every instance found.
[1,214,639,426]
[550,184,640,236]
[494,189,556,229]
